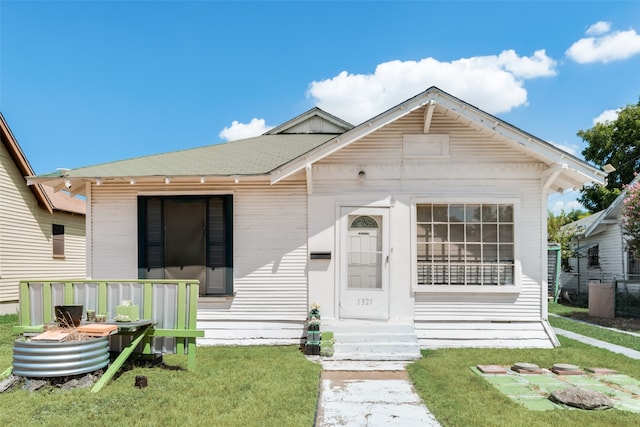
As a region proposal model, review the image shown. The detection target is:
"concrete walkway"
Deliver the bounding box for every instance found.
[553,327,640,359]
[315,360,441,427]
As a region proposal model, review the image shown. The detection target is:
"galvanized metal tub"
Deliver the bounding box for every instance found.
[12,336,109,377]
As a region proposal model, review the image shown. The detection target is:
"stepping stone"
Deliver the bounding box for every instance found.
[552,363,583,375]
[586,367,618,375]
[513,362,539,371]
[477,365,507,374]
[512,362,543,374]
[549,387,614,410]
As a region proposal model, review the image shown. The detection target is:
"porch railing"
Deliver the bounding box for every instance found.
[12,279,204,371]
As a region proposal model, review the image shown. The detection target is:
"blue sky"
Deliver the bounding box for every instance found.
[2,1,640,212]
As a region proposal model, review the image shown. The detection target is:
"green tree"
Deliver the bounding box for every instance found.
[547,209,588,264]
[578,99,640,212]
[623,180,640,257]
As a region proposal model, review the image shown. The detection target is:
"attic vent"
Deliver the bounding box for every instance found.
[403,134,450,158]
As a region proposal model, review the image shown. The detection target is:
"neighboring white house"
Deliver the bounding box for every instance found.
[0,113,86,315]
[560,175,640,301]
[28,87,606,349]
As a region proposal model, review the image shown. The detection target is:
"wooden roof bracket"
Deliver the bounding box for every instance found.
[423,99,436,134]
[305,163,313,195]
[542,163,568,193]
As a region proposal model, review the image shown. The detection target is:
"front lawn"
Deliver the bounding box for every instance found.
[0,314,320,427]
[408,329,640,426]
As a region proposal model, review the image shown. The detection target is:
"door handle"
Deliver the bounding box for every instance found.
[385,255,389,264]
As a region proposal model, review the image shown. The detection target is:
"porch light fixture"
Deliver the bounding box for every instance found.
[234,175,239,184]
[200,176,205,184]
[358,170,366,178]
[96,178,103,186]
[130,178,136,185]
[165,177,171,184]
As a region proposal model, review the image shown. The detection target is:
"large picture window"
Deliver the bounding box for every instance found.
[416,203,515,286]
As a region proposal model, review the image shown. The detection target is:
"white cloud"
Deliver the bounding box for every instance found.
[593,109,619,124]
[495,49,557,79]
[550,141,579,156]
[219,118,273,141]
[586,21,611,36]
[566,23,640,63]
[549,198,585,215]
[307,50,557,124]
[548,189,586,214]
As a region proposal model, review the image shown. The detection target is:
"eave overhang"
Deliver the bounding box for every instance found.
[1,113,54,214]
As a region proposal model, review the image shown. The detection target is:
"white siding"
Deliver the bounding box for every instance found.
[561,222,626,296]
[89,179,309,327]
[416,321,555,349]
[308,104,552,346]
[0,141,85,311]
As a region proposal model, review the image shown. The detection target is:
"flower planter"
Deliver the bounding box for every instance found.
[115,304,140,321]
[12,336,109,377]
[54,305,83,327]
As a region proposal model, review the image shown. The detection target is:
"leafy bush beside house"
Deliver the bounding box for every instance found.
[623,178,640,258]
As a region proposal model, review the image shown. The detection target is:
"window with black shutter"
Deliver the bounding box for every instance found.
[138,196,233,296]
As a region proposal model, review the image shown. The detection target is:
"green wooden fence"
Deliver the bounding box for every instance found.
[13,279,204,372]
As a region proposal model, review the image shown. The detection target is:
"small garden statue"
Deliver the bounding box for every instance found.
[309,302,320,320]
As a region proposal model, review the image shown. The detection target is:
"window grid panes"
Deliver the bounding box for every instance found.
[417,203,515,286]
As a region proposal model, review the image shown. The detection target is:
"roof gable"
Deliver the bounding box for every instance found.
[579,174,640,237]
[1,113,86,215]
[1,113,54,214]
[270,87,606,191]
[265,107,353,135]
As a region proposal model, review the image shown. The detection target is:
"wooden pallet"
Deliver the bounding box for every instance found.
[77,324,118,336]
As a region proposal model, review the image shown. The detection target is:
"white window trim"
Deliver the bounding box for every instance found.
[410,197,522,294]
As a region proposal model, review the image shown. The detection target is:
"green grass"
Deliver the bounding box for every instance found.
[548,303,640,352]
[0,314,320,427]
[408,338,640,427]
[548,302,589,316]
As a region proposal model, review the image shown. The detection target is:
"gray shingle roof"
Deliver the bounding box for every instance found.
[42,133,337,178]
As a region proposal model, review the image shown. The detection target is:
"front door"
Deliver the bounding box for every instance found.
[339,207,390,320]
[164,200,207,293]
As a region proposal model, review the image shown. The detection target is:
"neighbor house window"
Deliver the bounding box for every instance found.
[52,224,65,258]
[587,245,600,268]
[416,203,514,286]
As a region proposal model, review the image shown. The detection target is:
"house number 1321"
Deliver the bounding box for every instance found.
[358,298,373,306]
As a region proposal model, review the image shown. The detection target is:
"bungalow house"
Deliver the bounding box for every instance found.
[27,87,605,351]
[0,113,86,315]
[560,175,640,302]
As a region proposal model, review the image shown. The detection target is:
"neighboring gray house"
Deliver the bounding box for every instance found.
[28,87,606,350]
[0,113,86,315]
[560,175,640,300]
